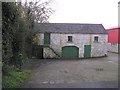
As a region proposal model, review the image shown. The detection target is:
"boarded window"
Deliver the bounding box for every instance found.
[68,36,72,42]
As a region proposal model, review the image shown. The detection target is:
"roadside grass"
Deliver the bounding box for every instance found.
[2,69,31,88]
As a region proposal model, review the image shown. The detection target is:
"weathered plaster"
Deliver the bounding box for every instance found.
[38,33,108,58]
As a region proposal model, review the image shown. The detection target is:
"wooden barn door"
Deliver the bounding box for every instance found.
[84,45,91,58]
[62,46,79,59]
[44,33,50,45]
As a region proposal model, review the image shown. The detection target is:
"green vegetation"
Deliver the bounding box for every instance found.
[2,1,53,88]
[2,66,31,88]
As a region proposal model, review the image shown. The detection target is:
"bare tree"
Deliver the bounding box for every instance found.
[24,0,54,23]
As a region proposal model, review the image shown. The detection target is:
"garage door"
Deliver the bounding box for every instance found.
[62,46,79,59]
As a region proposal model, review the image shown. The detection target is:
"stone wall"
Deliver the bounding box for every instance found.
[91,34,108,57]
[108,43,118,53]
[43,47,59,59]
[39,33,108,58]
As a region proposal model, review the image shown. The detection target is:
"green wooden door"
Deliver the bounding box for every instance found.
[62,46,79,59]
[84,45,91,58]
[44,33,50,45]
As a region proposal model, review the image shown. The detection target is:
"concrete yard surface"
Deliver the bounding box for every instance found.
[22,52,118,88]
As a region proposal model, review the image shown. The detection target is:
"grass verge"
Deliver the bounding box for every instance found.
[2,69,31,88]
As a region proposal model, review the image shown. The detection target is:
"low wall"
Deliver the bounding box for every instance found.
[43,47,59,59]
[108,43,118,53]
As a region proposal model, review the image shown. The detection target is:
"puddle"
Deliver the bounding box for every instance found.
[108,61,117,64]
[42,81,48,84]
[42,81,56,84]
[108,61,113,63]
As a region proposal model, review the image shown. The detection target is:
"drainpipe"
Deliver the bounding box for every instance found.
[90,33,92,45]
[90,33,92,57]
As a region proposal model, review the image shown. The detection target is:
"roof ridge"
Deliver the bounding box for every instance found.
[34,23,107,34]
[37,22,102,25]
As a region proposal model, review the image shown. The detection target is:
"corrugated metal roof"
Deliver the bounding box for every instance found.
[107,27,120,31]
[33,23,108,34]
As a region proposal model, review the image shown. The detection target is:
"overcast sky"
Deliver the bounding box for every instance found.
[21,0,119,29]
[48,0,119,29]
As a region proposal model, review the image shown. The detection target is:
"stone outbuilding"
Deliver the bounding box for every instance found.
[33,23,108,59]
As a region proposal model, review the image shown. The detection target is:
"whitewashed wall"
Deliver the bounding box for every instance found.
[39,33,108,58]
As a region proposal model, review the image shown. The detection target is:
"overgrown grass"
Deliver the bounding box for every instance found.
[2,68,31,88]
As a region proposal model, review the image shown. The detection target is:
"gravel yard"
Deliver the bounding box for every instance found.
[22,52,118,88]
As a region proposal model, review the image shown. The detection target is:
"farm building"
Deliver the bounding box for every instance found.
[107,27,120,53]
[33,23,108,59]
